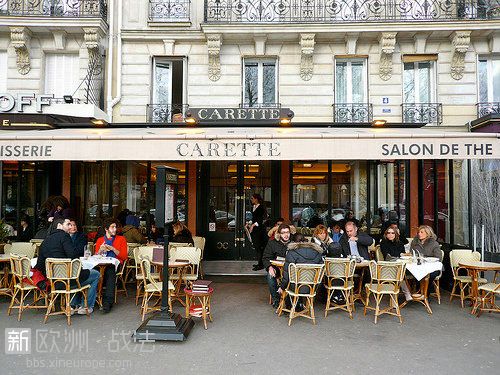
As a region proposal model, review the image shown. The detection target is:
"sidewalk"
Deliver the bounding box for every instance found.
[0,280,498,374]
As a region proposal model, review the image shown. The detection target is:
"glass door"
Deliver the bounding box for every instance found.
[200,161,273,261]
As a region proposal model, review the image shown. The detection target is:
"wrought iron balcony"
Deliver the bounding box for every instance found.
[333,103,373,123]
[205,0,500,23]
[147,104,190,123]
[476,102,500,117]
[0,0,107,18]
[239,102,281,108]
[149,0,190,22]
[402,103,443,125]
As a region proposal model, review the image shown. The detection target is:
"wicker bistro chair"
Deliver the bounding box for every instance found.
[4,242,36,258]
[477,282,500,315]
[429,249,445,304]
[278,263,325,326]
[133,246,160,305]
[139,257,174,321]
[114,258,128,304]
[124,243,141,283]
[324,258,357,319]
[29,239,43,257]
[8,254,48,321]
[449,250,487,307]
[364,261,406,324]
[169,247,202,285]
[44,258,90,326]
[192,236,206,278]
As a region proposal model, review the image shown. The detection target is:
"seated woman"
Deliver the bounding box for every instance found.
[380,226,406,260]
[311,224,341,257]
[172,221,194,245]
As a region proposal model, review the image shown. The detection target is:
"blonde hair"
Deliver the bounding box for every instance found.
[313,225,328,239]
[173,221,188,236]
[417,225,437,241]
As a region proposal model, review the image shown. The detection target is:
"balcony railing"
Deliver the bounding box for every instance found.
[0,0,107,18]
[149,0,190,22]
[205,0,500,23]
[239,102,281,108]
[333,103,373,123]
[476,102,500,117]
[402,103,443,125]
[147,104,190,123]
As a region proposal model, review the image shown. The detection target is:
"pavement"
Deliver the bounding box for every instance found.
[0,279,499,375]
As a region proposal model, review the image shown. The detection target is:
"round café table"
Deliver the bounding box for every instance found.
[458,260,500,315]
[353,260,370,306]
[152,260,190,305]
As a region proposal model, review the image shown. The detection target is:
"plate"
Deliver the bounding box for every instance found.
[425,257,439,263]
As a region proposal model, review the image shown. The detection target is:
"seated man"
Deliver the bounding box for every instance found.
[262,224,292,309]
[339,221,373,260]
[69,219,88,257]
[94,217,128,313]
[35,218,100,314]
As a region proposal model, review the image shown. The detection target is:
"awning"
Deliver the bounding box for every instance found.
[0,126,498,161]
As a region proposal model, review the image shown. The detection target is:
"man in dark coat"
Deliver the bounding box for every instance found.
[248,194,268,271]
[35,218,100,314]
[262,224,291,308]
[339,221,373,260]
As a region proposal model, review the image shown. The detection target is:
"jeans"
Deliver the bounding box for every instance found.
[266,271,279,306]
[72,269,100,308]
[102,266,117,306]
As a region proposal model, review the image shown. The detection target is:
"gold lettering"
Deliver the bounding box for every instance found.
[2,119,10,126]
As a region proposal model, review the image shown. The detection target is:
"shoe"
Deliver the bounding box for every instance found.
[102,302,112,314]
[296,302,306,312]
[331,295,345,305]
[77,307,93,315]
[404,293,413,302]
[70,305,80,316]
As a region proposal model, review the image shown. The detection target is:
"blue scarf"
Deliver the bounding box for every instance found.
[103,235,116,258]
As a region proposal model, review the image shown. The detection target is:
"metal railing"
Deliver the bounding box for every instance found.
[239,102,281,108]
[476,102,500,117]
[333,103,373,123]
[205,0,500,23]
[402,103,443,125]
[147,104,190,123]
[149,0,190,22]
[0,0,107,18]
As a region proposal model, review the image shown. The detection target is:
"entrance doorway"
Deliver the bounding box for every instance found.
[198,161,275,261]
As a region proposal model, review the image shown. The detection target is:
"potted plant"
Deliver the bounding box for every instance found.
[0,219,11,254]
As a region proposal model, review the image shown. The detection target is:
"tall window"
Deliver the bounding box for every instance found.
[335,59,367,104]
[0,51,6,92]
[45,54,79,98]
[151,58,185,122]
[478,57,500,103]
[403,60,435,103]
[243,59,277,107]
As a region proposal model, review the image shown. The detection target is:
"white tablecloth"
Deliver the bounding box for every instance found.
[405,261,443,281]
[30,256,121,271]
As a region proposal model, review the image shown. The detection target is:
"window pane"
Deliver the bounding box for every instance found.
[335,62,347,103]
[403,63,415,103]
[154,62,171,104]
[262,63,276,104]
[418,62,431,102]
[0,51,6,92]
[492,60,500,102]
[452,160,469,245]
[351,62,364,103]
[45,54,79,98]
[478,59,488,103]
[244,63,258,106]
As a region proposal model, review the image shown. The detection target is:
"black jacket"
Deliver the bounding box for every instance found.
[35,229,90,281]
[380,238,405,259]
[262,239,289,271]
[281,242,324,289]
[70,232,88,258]
[17,225,33,242]
[172,229,194,245]
[339,232,373,260]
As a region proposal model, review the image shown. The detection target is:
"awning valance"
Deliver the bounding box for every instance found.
[0,127,498,161]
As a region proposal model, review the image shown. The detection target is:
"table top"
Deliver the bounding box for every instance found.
[459,261,500,271]
[0,254,11,262]
[184,287,214,295]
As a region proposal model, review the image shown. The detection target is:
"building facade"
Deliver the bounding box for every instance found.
[1,0,500,261]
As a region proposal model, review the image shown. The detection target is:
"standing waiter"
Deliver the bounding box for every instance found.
[248,193,268,271]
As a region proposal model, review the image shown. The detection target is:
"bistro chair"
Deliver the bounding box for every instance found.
[114,258,128,304]
[429,249,445,304]
[8,254,48,321]
[364,261,406,324]
[449,250,486,307]
[169,246,202,285]
[139,257,174,321]
[4,242,36,259]
[477,282,500,316]
[44,258,90,326]
[278,263,325,326]
[133,246,160,305]
[324,258,356,319]
[124,243,141,283]
[192,236,206,278]
[29,239,43,257]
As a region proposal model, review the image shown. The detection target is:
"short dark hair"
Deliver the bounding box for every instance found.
[103,217,118,230]
[53,217,66,228]
[275,217,284,224]
[277,223,290,234]
[293,233,306,243]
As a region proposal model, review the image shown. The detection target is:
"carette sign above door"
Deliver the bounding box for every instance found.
[188,107,294,123]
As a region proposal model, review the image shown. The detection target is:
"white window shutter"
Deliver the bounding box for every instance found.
[45,54,79,98]
[0,51,7,92]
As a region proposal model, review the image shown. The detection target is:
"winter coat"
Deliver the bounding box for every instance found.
[122,225,147,244]
[410,237,441,258]
[281,242,323,289]
[380,238,406,259]
[172,229,194,245]
[262,239,289,271]
[70,231,88,258]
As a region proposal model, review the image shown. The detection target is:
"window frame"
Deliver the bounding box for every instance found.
[43,53,80,98]
[242,57,279,106]
[477,56,500,103]
[402,60,437,103]
[334,58,368,104]
[151,56,188,106]
[0,51,7,93]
